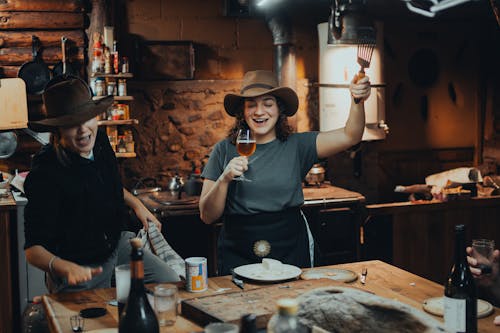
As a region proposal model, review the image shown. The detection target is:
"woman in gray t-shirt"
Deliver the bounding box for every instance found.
[200,70,371,275]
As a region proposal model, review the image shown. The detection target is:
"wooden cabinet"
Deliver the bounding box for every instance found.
[302,202,364,266]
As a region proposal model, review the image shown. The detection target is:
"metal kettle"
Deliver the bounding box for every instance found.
[167,173,184,196]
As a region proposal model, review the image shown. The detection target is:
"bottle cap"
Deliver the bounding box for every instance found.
[276,298,298,315]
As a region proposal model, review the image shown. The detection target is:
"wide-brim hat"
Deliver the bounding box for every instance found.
[224,70,299,117]
[28,76,113,132]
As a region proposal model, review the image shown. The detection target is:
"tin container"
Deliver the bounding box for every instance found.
[185,257,207,292]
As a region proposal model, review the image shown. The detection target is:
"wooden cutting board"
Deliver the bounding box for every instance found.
[181,278,342,329]
[0,78,28,130]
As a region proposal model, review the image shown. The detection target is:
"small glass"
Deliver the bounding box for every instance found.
[204,322,239,333]
[70,314,84,332]
[115,264,131,318]
[234,128,256,182]
[472,239,495,274]
[154,284,178,326]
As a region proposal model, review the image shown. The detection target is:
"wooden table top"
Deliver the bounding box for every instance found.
[42,260,499,333]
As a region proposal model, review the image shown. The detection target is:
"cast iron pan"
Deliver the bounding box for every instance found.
[18,36,51,95]
[52,36,79,77]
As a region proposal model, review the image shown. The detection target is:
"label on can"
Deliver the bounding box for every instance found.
[185,257,207,292]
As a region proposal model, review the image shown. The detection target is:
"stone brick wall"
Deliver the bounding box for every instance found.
[119,78,314,189]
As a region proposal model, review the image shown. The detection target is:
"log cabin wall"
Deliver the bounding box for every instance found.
[0,0,87,173]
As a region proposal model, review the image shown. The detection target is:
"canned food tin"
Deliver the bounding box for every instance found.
[185,257,207,292]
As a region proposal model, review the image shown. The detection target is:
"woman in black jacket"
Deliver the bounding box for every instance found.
[24,76,179,293]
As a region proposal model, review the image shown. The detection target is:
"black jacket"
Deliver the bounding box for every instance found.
[24,129,126,265]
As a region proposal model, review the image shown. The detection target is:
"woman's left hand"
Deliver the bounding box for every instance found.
[350,75,371,103]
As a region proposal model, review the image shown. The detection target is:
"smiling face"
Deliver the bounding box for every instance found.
[59,117,98,157]
[243,94,280,143]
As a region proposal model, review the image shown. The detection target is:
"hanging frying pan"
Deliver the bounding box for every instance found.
[18,35,51,95]
[52,36,79,77]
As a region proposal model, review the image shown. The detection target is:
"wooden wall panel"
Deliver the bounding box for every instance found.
[0,30,85,48]
[0,12,84,30]
[0,46,84,65]
[0,0,83,12]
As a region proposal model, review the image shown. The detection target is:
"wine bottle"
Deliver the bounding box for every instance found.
[119,238,159,333]
[444,224,477,333]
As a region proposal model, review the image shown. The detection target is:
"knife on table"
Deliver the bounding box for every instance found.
[231,269,245,289]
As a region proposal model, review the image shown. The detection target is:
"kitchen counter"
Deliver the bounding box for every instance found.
[137,183,365,217]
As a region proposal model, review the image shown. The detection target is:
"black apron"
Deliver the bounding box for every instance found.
[217,206,311,276]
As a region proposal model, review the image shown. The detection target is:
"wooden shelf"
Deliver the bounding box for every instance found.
[93,95,134,101]
[98,119,138,126]
[90,72,133,79]
[116,152,136,158]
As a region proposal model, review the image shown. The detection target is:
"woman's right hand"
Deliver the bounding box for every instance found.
[219,156,248,183]
[53,257,103,285]
[466,246,499,288]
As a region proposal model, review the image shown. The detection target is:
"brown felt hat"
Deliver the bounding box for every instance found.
[28,76,113,132]
[224,70,299,117]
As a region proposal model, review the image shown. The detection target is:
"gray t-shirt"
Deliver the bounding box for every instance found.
[202,132,319,215]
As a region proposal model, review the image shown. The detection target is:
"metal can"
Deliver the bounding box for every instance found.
[185,257,207,292]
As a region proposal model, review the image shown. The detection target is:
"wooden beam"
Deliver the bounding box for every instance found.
[0,46,85,65]
[0,30,85,48]
[0,12,84,30]
[0,0,84,12]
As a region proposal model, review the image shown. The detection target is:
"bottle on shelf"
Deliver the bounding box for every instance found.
[92,32,104,74]
[112,40,120,74]
[119,238,159,333]
[267,298,307,333]
[240,313,257,333]
[444,224,477,333]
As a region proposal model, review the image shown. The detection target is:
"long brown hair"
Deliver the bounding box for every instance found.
[227,96,293,144]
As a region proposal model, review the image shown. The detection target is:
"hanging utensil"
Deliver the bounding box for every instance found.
[18,35,51,95]
[52,36,79,77]
[354,42,375,104]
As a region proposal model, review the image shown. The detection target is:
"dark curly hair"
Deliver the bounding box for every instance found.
[227,96,293,144]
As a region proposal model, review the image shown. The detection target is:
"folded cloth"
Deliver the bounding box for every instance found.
[137,221,186,278]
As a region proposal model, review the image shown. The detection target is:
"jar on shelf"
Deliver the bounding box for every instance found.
[95,78,105,97]
[107,80,116,96]
[121,56,129,73]
[117,136,127,153]
[118,79,127,96]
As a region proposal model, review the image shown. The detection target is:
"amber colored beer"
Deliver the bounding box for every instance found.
[237,140,256,157]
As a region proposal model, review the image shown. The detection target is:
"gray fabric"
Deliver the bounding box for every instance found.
[46,231,180,293]
[202,132,319,215]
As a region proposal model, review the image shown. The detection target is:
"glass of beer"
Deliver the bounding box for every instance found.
[235,128,256,182]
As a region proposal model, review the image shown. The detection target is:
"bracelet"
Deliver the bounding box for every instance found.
[48,255,59,276]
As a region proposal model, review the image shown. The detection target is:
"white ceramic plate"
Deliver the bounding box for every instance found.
[233,263,302,282]
[85,329,117,333]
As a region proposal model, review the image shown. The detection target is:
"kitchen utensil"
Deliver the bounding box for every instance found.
[52,36,79,77]
[231,269,245,290]
[0,131,18,159]
[0,78,28,130]
[353,42,375,104]
[131,177,162,196]
[18,36,51,95]
[167,173,184,199]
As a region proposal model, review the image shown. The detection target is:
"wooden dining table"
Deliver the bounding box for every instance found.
[42,260,499,332]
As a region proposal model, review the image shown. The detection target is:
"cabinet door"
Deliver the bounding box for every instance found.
[305,207,358,265]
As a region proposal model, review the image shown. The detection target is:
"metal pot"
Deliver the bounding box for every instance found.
[305,163,325,187]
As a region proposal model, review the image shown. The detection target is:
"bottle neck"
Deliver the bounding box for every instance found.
[454,229,467,266]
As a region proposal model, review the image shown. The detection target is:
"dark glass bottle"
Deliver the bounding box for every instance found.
[240,313,257,333]
[119,238,159,333]
[444,224,477,333]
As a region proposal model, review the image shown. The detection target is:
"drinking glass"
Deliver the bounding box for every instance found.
[115,264,131,318]
[472,239,495,274]
[235,128,256,182]
[154,284,178,326]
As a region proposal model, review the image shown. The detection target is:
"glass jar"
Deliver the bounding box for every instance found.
[107,81,116,96]
[118,79,127,96]
[95,78,105,97]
